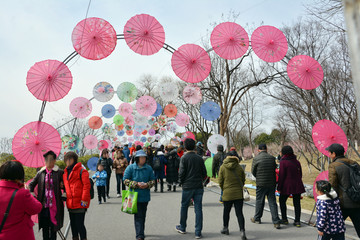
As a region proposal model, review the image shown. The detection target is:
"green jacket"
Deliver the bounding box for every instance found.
[218,156,245,201]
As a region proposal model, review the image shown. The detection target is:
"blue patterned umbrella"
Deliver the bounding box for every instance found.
[152,103,162,117]
[117,130,125,136]
[87,157,99,171]
[200,101,221,121]
[140,136,147,142]
[101,104,116,118]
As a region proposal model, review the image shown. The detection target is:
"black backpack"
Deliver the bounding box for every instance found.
[339,160,360,203]
[153,157,161,171]
[80,169,94,199]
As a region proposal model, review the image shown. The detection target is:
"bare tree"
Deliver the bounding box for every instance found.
[0,137,13,154]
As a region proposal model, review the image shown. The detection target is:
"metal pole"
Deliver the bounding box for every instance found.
[343,0,360,135]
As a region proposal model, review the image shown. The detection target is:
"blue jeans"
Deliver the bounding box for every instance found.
[134,202,148,239]
[179,188,204,236]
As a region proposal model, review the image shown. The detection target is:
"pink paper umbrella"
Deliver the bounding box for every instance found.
[72,17,117,60]
[210,22,249,60]
[251,25,288,62]
[313,171,329,201]
[176,113,190,127]
[26,60,73,102]
[149,129,156,136]
[183,84,202,104]
[287,55,324,90]
[98,140,109,150]
[312,119,348,157]
[181,131,195,141]
[171,44,211,83]
[69,97,92,119]
[119,102,133,117]
[12,121,61,168]
[136,96,157,116]
[124,14,165,55]
[83,135,98,149]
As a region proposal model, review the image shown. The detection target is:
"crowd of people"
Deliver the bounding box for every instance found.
[0,140,359,240]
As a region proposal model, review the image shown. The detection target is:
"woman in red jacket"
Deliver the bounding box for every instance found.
[63,152,91,240]
[0,160,42,240]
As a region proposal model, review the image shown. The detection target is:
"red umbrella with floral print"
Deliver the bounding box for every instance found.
[88,116,103,130]
[26,59,73,102]
[124,14,165,55]
[164,104,178,118]
[210,22,249,60]
[171,44,211,83]
[12,121,61,168]
[72,17,117,60]
[287,55,324,90]
[251,25,288,62]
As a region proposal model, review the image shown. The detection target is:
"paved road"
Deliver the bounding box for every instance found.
[34,174,359,239]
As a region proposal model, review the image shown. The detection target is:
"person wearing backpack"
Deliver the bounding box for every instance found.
[327,143,360,237]
[153,149,167,192]
[165,145,180,192]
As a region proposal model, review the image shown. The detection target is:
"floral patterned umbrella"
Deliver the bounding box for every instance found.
[175,113,190,127]
[93,82,115,102]
[117,82,138,102]
[136,96,157,116]
[159,82,179,102]
[88,116,103,130]
[118,102,133,117]
[164,104,178,118]
[183,84,202,104]
[69,97,92,119]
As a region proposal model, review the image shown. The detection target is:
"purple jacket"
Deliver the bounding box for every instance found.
[277,154,305,195]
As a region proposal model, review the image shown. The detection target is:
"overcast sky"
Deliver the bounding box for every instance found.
[0,0,314,138]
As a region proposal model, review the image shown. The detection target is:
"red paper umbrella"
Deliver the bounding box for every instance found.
[126,130,134,136]
[251,25,288,62]
[98,140,108,150]
[287,55,324,90]
[72,17,117,60]
[88,116,103,130]
[313,171,329,201]
[171,44,211,83]
[83,135,98,149]
[183,84,202,104]
[312,119,348,157]
[142,130,148,135]
[181,131,195,141]
[210,22,249,60]
[119,102,133,117]
[69,97,92,119]
[176,113,190,127]
[136,96,157,116]
[26,60,73,102]
[12,121,61,168]
[164,104,178,118]
[124,14,165,55]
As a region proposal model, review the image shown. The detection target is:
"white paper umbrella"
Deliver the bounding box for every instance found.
[207,134,227,154]
[158,82,179,102]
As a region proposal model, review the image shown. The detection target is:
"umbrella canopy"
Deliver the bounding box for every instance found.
[88,116,103,130]
[72,17,117,60]
[118,102,133,117]
[312,119,348,157]
[176,113,190,127]
[183,84,202,104]
[93,82,115,102]
[204,157,213,177]
[69,97,92,119]
[158,115,168,126]
[149,129,156,136]
[105,140,112,149]
[134,113,148,126]
[123,14,165,55]
[159,82,179,102]
[113,115,124,126]
[125,115,135,126]
[140,136,147,143]
[200,101,221,121]
[83,135,98,149]
[102,123,112,135]
[117,130,125,136]
[117,82,138,102]
[171,44,211,83]
[101,104,116,118]
[181,131,195,141]
[287,55,324,90]
[207,134,227,154]
[87,157,99,171]
[126,130,134,136]
[136,96,157,116]
[313,171,329,201]
[152,103,163,117]
[210,22,249,60]
[26,59,73,102]
[61,134,81,155]
[115,124,124,131]
[164,104,177,118]
[152,122,160,131]
[251,25,288,63]
[12,121,61,168]
[98,140,109,150]
[148,116,157,125]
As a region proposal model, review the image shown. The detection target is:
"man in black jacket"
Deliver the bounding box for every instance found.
[176,138,207,239]
[251,144,281,229]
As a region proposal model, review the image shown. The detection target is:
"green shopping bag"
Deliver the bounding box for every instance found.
[121,189,138,214]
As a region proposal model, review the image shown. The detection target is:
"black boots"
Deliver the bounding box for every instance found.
[220,227,229,235]
[240,230,247,240]
[173,186,176,192]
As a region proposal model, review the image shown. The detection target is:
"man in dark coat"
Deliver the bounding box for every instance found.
[251,144,281,229]
[212,145,225,178]
[327,143,360,237]
[122,144,131,163]
[29,151,64,239]
[165,145,180,192]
